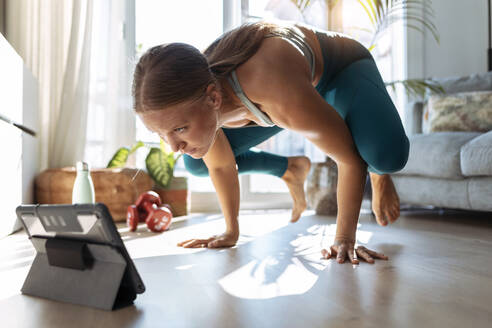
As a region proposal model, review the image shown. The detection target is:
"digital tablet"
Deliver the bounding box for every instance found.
[16,203,146,295]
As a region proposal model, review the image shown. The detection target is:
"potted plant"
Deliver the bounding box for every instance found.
[107,139,190,217]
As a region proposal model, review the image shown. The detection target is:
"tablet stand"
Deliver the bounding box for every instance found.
[21,236,136,310]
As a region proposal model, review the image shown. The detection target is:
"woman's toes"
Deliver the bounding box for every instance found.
[374,211,388,226]
[388,207,399,222]
[291,211,301,223]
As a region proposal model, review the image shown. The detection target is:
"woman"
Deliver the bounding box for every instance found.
[133,21,408,264]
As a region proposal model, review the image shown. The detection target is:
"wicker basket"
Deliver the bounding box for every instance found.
[35,167,154,221]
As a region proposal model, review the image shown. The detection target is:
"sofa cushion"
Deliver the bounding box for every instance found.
[461,130,492,176]
[397,132,481,179]
[425,71,492,99]
[392,175,492,211]
[392,175,471,209]
[424,91,492,133]
[468,177,492,210]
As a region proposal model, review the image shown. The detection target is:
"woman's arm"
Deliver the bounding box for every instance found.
[279,99,371,263]
[278,92,368,243]
[236,36,378,262]
[267,83,376,263]
[178,128,240,248]
[246,53,367,241]
[203,128,240,237]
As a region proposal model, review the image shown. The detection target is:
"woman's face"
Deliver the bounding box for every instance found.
[138,86,221,159]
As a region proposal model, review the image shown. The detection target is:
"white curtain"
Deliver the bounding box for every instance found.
[86,0,136,168]
[5,0,94,170]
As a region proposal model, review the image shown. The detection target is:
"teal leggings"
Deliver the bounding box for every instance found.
[183,58,409,178]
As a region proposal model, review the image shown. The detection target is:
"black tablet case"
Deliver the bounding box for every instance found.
[17,204,139,310]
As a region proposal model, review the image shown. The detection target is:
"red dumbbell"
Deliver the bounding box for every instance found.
[127,191,173,232]
[127,205,140,232]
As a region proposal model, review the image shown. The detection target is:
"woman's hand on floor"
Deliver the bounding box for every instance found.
[321,238,388,264]
[177,231,239,249]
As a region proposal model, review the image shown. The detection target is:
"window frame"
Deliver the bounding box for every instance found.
[190,0,294,213]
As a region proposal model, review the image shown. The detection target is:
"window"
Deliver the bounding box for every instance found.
[87,0,404,212]
[135,0,224,194]
[84,0,137,170]
[242,0,327,198]
[339,0,405,114]
[239,0,404,205]
[134,0,300,211]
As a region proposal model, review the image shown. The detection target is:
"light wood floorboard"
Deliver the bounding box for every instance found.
[1,209,491,328]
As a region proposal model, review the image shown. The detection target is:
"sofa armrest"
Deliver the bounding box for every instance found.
[404,101,424,136]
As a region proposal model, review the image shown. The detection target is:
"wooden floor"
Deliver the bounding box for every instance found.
[1,208,491,328]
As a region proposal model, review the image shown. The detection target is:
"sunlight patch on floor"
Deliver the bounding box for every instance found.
[218,256,321,300]
[175,264,195,271]
[122,210,296,259]
[219,223,328,300]
[218,221,374,300]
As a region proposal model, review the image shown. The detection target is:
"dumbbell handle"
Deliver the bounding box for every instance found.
[142,201,158,214]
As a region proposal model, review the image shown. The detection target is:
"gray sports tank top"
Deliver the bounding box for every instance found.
[227,27,316,127]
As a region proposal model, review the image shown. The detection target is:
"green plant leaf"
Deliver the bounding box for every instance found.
[385,79,445,98]
[353,0,440,47]
[158,138,183,167]
[357,0,376,26]
[145,147,173,188]
[175,153,183,164]
[107,147,130,168]
[159,138,170,155]
[366,0,378,26]
[129,141,145,155]
[290,0,311,12]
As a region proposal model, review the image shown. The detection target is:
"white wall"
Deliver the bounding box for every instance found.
[0,33,39,237]
[406,0,488,79]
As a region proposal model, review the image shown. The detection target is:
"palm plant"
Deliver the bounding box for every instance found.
[291,0,444,98]
[355,0,439,49]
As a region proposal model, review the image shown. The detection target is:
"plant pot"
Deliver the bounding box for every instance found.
[35,167,154,221]
[153,176,190,217]
[306,158,338,215]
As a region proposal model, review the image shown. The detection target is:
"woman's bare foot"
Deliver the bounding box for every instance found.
[281,156,311,223]
[369,173,400,226]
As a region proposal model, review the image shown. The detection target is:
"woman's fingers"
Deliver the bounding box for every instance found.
[323,244,388,264]
[358,246,388,260]
[330,245,338,258]
[321,248,331,259]
[335,244,347,263]
[181,239,210,248]
[356,248,375,263]
[178,235,238,249]
[365,249,388,260]
[347,247,359,265]
[177,239,194,247]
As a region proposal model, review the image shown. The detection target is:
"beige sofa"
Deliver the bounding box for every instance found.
[390,72,492,212]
